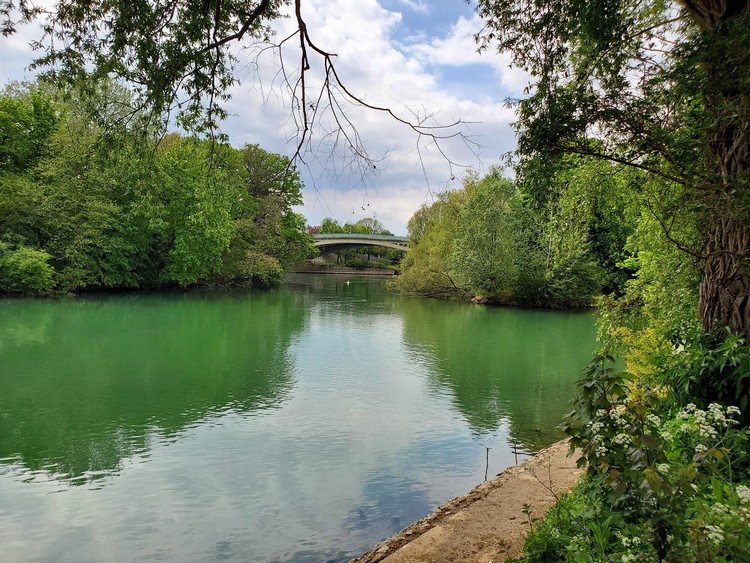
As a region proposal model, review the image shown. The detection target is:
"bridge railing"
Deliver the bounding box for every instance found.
[312,233,409,242]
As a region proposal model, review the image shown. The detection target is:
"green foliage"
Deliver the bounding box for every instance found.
[239,251,285,287]
[523,350,750,562]
[153,138,236,286]
[243,143,303,207]
[399,158,633,308]
[0,87,58,172]
[597,180,702,373]
[0,80,313,294]
[319,218,345,234]
[0,242,55,293]
[476,1,750,335]
[394,189,465,298]
[2,1,286,136]
[536,174,604,307]
[667,327,750,419]
[452,172,521,301]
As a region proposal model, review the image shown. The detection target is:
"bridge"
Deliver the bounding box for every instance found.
[312,233,409,254]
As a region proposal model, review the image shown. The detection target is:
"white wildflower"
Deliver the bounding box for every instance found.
[711,503,729,515]
[657,463,670,474]
[737,485,750,504]
[699,426,718,439]
[646,414,661,426]
[705,524,724,544]
[613,433,632,446]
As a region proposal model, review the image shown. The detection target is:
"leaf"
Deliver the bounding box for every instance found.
[643,467,664,493]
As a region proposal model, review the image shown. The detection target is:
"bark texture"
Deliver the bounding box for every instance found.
[688,0,750,337]
[699,217,750,336]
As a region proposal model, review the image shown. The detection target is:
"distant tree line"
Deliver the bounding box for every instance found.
[0,82,316,294]
[395,156,643,309]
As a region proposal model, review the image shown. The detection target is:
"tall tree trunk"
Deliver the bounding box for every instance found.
[687,1,750,337]
[699,216,750,336]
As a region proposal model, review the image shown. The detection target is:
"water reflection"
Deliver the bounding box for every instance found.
[0,277,596,562]
[0,290,308,483]
[399,297,596,451]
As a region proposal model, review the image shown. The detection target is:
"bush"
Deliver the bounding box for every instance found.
[518,353,750,562]
[0,243,56,293]
[666,326,750,419]
[345,257,371,270]
[242,251,284,287]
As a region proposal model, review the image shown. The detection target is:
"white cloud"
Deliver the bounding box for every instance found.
[406,14,531,96]
[399,0,430,14]
[224,0,519,232]
[0,0,522,234]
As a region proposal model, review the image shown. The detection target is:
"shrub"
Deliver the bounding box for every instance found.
[522,353,750,562]
[0,243,56,293]
[666,326,750,418]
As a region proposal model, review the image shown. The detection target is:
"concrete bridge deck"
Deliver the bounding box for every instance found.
[312,234,409,253]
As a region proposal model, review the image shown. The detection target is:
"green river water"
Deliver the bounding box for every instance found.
[0,274,596,562]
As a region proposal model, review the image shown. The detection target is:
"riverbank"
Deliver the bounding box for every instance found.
[353,440,583,563]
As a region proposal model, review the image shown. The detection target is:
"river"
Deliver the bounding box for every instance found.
[0,275,596,562]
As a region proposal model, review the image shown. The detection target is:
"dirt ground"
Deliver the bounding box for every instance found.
[352,440,583,563]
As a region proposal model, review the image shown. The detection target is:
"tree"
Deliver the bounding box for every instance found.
[216,143,315,285]
[1,0,473,170]
[476,1,750,336]
[0,241,55,293]
[396,189,467,298]
[354,217,389,235]
[318,218,344,234]
[452,171,521,301]
[243,144,303,208]
[0,87,57,172]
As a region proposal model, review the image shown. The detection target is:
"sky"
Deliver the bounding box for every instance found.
[0,0,528,234]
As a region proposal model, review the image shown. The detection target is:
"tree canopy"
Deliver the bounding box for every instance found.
[396,161,636,308]
[475,0,750,335]
[0,82,315,294]
[1,0,472,167]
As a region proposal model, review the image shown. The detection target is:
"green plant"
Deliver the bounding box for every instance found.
[666,326,750,418]
[553,352,750,561]
[497,538,511,555]
[0,242,56,293]
[561,355,683,559]
[522,503,534,530]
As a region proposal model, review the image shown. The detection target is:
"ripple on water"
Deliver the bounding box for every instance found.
[0,279,596,562]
